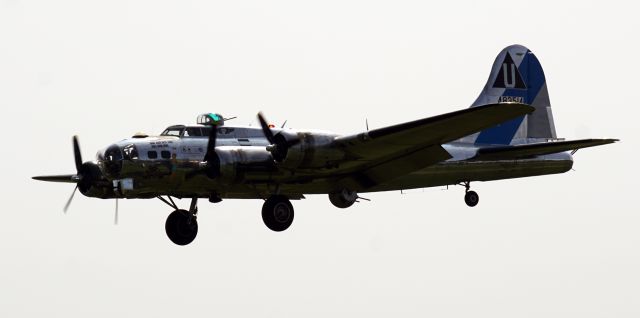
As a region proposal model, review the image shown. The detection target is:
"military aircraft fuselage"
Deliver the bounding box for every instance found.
[90,124,574,201]
[94,124,353,200]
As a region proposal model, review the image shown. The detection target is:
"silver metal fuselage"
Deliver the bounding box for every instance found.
[95,125,573,200]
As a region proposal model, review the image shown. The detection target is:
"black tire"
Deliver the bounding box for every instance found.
[464,191,479,207]
[328,192,356,209]
[165,209,198,245]
[262,195,294,232]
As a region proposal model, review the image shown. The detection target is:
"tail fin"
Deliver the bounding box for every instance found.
[470,45,557,145]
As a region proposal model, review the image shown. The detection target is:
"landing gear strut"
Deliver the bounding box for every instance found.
[461,181,479,207]
[262,195,294,232]
[162,197,199,245]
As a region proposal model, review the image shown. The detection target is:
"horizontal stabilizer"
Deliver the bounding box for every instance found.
[473,139,619,160]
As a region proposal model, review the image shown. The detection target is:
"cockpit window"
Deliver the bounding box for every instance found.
[183,127,203,137]
[123,144,139,160]
[161,127,183,137]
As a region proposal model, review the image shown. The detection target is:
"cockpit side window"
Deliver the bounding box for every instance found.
[161,127,183,137]
[123,144,139,160]
[183,127,203,137]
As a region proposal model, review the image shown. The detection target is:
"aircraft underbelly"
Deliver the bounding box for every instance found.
[113,156,573,199]
[363,158,573,193]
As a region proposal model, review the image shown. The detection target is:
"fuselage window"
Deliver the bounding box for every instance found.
[160,150,171,159]
[123,144,139,160]
[148,151,158,159]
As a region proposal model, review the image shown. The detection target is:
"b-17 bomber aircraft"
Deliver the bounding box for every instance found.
[33,45,617,245]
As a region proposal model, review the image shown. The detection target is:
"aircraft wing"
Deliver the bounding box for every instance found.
[330,103,534,188]
[472,138,619,160]
[334,103,533,158]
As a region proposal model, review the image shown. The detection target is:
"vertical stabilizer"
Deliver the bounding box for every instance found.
[470,45,557,145]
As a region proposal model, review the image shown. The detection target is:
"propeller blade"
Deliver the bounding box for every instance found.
[256,112,302,162]
[114,198,119,225]
[32,174,78,183]
[203,125,218,162]
[33,135,86,184]
[73,136,82,172]
[257,112,276,143]
[63,185,78,214]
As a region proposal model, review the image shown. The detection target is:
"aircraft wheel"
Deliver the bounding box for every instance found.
[464,191,479,207]
[165,209,198,245]
[262,195,294,232]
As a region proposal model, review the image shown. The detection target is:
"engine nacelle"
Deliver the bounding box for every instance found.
[328,189,358,209]
[274,132,344,169]
[211,146,274,183]
[78,162,116,199]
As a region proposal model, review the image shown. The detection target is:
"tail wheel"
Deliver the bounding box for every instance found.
[464,191,479,207]
[165,209,198,245]
[262,195,294,232]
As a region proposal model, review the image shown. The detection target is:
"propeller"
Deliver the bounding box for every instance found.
[203,124,221,178]
[203,124,217,163]
[73,135,82,172]
[186,124,220,179]
[114,198,119,225]
[63,185,78,214]
[34,136,117,224]
[33,136,101,213]
[257,112,276,143]
[257,112,300,162]
[65,136,84,212]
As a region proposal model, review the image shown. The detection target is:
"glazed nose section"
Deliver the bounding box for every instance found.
[103,144,124,178]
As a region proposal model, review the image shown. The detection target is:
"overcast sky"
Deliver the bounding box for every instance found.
[1,1,638,317]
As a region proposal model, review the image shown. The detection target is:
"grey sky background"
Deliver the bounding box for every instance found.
[1,1,638,317]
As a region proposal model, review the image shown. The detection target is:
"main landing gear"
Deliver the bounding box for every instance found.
[158,195,296,245]
[160,196,199,246]
[461,181,479,207]
[262,195,294,232]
